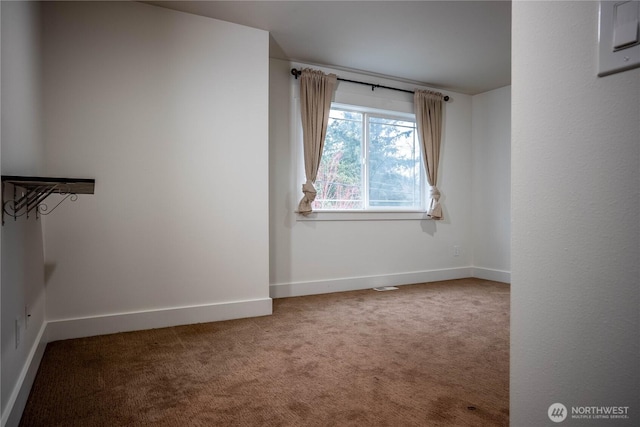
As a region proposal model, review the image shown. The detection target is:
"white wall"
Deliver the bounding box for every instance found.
[1,2,48,425]
[511,2,639,426]
[269,58,475,297]
[472,86,511,281]
[41,2,271,339]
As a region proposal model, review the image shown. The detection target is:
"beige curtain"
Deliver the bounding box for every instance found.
[414,89,444,220]
[297,69,338,215]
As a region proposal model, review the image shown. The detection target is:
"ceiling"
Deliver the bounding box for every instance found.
[144,1,511,95]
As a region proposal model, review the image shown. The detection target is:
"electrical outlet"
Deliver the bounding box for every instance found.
[453,246,460,257]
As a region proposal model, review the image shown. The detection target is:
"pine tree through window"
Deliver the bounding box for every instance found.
[313,105,423,211]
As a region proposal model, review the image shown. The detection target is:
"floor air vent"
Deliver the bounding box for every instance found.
[373,286,399,292]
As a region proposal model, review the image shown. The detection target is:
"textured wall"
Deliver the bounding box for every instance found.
[41,2,270,323]
[1,1,47,424]
[269,58,474,294]
[511,1,639,425]
[472,86,511,275]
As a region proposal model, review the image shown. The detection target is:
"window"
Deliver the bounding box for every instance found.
[313,104,423,212]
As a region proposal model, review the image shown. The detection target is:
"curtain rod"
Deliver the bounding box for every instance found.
[290,68,449,102]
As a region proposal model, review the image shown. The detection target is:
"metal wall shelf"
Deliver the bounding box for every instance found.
[1,176,95,224]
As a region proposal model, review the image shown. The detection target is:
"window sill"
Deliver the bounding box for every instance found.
[295,211,431,221]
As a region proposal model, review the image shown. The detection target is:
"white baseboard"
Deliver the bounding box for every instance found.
[2,322,48,427]
[45,297,273,342]
[2,298,271,426]
[270,267,473,298]
[472,267,511,283]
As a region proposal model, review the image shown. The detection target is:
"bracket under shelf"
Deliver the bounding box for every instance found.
[1,176,95,225]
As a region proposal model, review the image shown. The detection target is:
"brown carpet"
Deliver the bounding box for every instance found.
[20,278,509,426]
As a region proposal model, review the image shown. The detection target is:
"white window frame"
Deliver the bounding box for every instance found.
[297,103,429,221]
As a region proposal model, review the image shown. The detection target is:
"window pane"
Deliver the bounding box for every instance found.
[368,120,421,208]
[309,106,422,212]
[330,109,362,122]
[313,111,363,209]
[369,116,415,129]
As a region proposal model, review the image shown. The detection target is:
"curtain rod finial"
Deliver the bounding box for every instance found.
[291,68,301,79]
